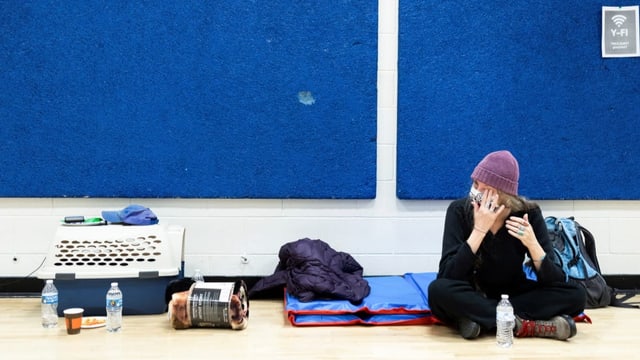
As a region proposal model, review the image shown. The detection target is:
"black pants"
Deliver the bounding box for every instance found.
[427,278,586,330]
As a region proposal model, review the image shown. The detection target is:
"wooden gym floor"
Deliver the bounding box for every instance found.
[1,296,638,359]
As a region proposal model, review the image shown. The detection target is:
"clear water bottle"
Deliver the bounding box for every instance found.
[496,294,515,347]
[106,282,123,333]
[41,279,58,328]
[192,269,204,283]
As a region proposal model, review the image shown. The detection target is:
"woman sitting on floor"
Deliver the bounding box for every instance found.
[428,150,586,340]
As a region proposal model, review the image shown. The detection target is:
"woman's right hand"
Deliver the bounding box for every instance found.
[472,188,505,233]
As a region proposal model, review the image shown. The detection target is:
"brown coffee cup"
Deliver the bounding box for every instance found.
[63,308,84,335]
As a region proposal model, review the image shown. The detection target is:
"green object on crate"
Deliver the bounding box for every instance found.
[61,216,106,226]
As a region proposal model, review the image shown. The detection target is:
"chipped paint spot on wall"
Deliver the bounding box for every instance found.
[297,91,315,105]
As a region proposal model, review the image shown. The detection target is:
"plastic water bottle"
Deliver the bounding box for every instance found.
[496,294,515,347]
[192,269,205,283]
[41,279,58,328]
[106,282,123,333]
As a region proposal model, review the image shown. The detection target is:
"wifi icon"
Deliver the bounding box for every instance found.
[612,14,627,27]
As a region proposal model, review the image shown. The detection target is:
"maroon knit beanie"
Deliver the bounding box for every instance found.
[470,150,519,195]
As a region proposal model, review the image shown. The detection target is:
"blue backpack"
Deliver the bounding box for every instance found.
[545,216,612,308]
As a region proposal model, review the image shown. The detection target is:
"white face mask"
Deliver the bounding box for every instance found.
[469,185,483,204]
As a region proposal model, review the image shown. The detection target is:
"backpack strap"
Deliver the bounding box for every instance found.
[576,222,602,273]
[610,289,640,309]
[557,218,583,271]
[546,216,570,282]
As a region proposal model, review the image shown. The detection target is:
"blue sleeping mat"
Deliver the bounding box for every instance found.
[285,272,439,326]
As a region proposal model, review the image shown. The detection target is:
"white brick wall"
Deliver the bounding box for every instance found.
[1,197,639,278]
[1,1,638,278]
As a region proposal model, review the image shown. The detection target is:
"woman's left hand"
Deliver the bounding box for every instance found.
[506,213,538,247]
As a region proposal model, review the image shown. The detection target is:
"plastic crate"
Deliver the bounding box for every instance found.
[37,224,185,316]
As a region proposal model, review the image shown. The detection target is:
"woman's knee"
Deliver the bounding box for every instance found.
[428,278,453,299]
[428,278,472,302]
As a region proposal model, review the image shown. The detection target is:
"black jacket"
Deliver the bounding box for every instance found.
[249,238,370,303]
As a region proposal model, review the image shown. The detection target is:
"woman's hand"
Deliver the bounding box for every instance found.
[472,188,505,233]
[506,213,538,248]
[506,213,546,269]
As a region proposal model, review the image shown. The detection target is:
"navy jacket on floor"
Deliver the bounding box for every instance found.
[249,238,370,304]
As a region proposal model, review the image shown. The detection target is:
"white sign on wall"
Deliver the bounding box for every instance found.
[602,6,640,57]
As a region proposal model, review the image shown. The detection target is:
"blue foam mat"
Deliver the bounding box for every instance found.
[285,272,438,326]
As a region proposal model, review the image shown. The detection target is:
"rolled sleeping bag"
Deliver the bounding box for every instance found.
[169,280,249,330]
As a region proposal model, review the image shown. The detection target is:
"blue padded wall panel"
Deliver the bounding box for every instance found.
[0,1,377,198]
[398,1,640,200]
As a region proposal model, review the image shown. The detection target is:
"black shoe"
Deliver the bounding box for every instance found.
[458,318,481,339]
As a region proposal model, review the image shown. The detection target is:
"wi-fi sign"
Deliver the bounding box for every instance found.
[612,14,627,27]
